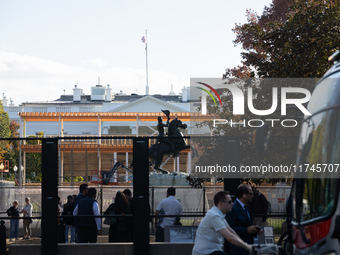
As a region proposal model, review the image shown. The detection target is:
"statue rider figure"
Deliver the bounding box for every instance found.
[156,110,178,157]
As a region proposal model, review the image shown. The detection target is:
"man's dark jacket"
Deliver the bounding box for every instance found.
[225,200,256,255]
[77,197,97,229]
[73,193,87,227]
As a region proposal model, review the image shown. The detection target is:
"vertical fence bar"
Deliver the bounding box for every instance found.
[224,137,241,200]
[41,138,58,255]
[203,187,206,216]
[100,187,103,229]
[151,187,155,234]
[133,137,149,255]
[0,220,6,255]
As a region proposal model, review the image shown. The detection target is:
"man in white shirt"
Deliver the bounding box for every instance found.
[21,197,33,239]
[73,188,101,243]
[155,187,182,242]
[192,191,252,255]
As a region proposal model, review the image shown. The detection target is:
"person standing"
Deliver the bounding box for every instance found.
[249,188,269,227]
[62,195,75,243]
[192,191,252,255]
[6,200,20,241]
[73,188,101,243]
[21,197,33,239]
[104,191,131,242]
[72,184,88,243]
[123,189,133,213]
[225,184,263,255]
[154,187,182,242]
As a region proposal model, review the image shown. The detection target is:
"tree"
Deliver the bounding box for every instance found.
[217,0,340,187]
[26,131,44,182]
[189,0,340,187]
[8,120,20,163]
[226,0,340,79]
[0,100,12,178]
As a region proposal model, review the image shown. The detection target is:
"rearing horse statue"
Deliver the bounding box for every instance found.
[149,116,198,174]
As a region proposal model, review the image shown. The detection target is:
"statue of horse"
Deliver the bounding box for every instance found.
[149,117,198,174]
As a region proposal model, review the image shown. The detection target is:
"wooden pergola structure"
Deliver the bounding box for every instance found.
[18,112,213,184]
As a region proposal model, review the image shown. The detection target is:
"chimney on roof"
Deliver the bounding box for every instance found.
[105,84,112,102]
[73,84,82,102]
[181,86,189,102]
[169,84,175,95]
[2,93,8,107]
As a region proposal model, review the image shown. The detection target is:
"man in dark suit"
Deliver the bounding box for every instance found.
[225,184,263,255]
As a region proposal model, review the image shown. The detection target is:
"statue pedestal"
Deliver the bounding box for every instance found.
[149,172,189,186]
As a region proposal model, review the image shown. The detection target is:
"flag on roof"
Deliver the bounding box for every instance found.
[141,36,146,43]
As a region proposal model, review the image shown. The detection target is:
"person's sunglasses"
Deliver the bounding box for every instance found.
[222,200,233,204]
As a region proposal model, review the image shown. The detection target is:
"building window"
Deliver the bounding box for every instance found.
[32,107,48,112]
[56,107,71,112]
[79,106,94,112]
[9,107,23,112]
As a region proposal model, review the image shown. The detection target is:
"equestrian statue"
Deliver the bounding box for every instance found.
[149,110,198,174]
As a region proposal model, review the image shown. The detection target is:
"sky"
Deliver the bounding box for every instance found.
[0,0,272,105]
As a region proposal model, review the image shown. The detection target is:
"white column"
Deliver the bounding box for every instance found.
[113,152,118,182]
[136,115,139,137]
[187,152,191,174]
[98,115,101,173]
[176,157,180,172]
[19,118,22,185]
[61,119,64,137]
[23,118,26,145]
[98,115,101,145]
[23,152,26,184]
[19,149,22,185]
[58,115,62,184]
[125,152,129,182]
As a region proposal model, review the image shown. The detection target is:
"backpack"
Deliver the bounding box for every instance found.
[62,202,74,225]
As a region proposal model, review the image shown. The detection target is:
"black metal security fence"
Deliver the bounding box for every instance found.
[0,185,287,234]
[0,135,292,255]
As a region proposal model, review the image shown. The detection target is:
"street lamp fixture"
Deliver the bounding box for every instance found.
[0,163,4,180]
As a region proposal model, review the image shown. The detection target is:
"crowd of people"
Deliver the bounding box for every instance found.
[6,183,269,255]
[6,184,137,244]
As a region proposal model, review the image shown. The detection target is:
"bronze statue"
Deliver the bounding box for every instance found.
[156,110,177,157]
[149,110,198,173]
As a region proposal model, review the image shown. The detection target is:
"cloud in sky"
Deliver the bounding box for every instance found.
[0,51,183,105]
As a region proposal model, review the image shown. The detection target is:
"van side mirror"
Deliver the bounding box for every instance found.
[253,124,269,151]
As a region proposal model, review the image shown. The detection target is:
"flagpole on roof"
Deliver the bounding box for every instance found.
[141,30,149,95]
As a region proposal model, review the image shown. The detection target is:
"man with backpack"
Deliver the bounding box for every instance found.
[73,188,101,243]
[73,184,88,243]
[63,195,75,243]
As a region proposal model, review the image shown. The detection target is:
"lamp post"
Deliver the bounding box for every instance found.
[13,165,18,177]
[13,165,18,185]
[21,166,24,183]
[0,163,4,180]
